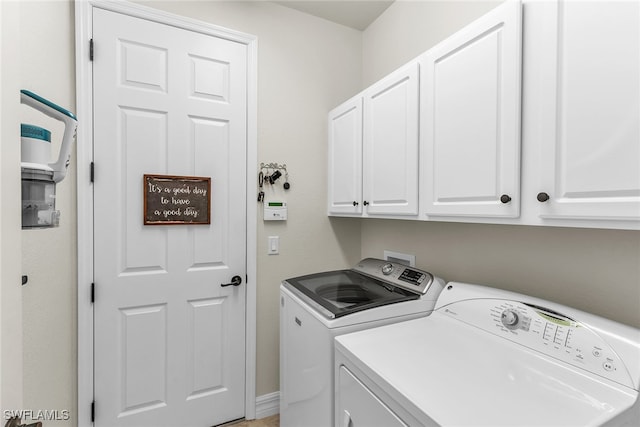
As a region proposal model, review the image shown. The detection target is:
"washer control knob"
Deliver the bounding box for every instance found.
[501,309,519,329]
[381,263,394,275]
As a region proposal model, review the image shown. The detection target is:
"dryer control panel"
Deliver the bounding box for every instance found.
[440,297,636,390]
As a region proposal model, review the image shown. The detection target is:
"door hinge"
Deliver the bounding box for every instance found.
[91,283,95,304]
[90,162,94,183]
[90,39,94,61]
[91,400,95,423]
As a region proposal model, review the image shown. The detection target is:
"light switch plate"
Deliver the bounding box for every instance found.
[268,236,279,255]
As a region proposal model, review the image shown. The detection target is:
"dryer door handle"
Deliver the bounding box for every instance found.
[342,410,353,427]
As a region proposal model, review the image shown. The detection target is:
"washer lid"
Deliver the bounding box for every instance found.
[283,269,419,319]
[336,313,639,426]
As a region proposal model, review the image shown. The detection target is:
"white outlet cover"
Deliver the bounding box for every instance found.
[383,250,415,266]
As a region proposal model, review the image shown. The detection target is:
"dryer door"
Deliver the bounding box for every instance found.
[337,366,408,427]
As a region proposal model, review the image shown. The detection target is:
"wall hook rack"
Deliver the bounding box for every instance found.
[258,162,290,203]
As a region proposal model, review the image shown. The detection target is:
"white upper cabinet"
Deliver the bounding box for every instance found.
[328,97,363,215]
[530,0,640,223]
[420,0,523,218]
[328,0,639,229]
[328,62,420,218]
[363,62,420,216]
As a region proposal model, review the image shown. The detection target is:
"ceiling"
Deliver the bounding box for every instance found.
[273,1,395,31]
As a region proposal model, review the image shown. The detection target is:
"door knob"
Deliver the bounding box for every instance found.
[221,275,242,287]
[537,192,550,202]
[352,201,359,206]
[500,194,512,204]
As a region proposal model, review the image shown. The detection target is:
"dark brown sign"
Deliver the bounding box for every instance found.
[144,174,211,225]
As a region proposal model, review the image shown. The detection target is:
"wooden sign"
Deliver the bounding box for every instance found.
[144,174,211,225]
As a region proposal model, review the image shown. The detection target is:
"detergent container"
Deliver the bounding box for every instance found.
[20,90,77,229]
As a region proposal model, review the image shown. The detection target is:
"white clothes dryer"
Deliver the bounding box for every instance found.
[280,258,445,427]
[335,282,640,426]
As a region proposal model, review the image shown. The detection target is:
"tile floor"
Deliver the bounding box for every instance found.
[224,414,279,427]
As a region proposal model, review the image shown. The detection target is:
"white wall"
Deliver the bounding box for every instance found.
[360,1,640,328]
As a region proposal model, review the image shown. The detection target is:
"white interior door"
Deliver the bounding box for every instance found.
[92,8,247,427]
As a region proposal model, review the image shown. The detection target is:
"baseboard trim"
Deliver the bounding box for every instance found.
[255,391,280,419]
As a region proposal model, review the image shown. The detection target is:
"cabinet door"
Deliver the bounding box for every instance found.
[534,0,640,221]
[363,62,420,216]
[421,0,522,218]
[328,97,363,215]
[337,366,408,427]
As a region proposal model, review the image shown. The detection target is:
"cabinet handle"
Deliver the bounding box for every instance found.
[537,192,550,202]
[363,201,369,206]
[352,201,359,206]
[500,194,512,204]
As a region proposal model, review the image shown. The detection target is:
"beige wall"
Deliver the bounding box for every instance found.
[360,1,640,328]
[17,1,77,425]
[361,220,640,327]
[1,0,24,416]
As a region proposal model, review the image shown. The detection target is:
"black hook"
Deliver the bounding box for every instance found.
[269,170,282,184]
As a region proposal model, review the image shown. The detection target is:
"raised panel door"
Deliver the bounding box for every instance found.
[534,0,640,222]
[93,8,247,426]
[421,0,522,218]
[363,62,420,216]
[328,97,363,215]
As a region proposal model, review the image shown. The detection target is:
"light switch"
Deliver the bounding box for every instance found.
[268,236,279,255]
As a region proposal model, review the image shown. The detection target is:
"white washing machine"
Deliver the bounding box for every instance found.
[335,282,640,426]
[280,258,446,427]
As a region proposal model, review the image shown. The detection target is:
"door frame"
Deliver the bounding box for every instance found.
[74,1,258,425]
